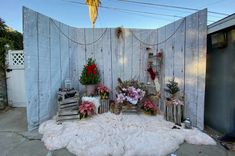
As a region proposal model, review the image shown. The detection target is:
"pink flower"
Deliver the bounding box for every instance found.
[97,84,111,94]
[79,101,95,118]
[116,93,125,103]
[127,87,139,100]
[116,86,145,104]
[143,100,157,112]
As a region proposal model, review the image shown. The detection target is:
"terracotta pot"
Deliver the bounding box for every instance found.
[86,84,96,96]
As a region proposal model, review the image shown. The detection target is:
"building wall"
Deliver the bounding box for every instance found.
[205,27,235,134]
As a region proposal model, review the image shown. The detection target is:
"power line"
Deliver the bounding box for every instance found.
[116,0,229,16]
[65,0,183,18]
[63,0,216,23]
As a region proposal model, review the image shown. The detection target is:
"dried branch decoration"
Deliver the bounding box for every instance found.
[115,27,124,39]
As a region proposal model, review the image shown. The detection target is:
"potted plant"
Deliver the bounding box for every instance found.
[79,101,95,119]
[97,84,111,100]
[80,58,100,96]
[142,99,157,115]
[164,77,180,98]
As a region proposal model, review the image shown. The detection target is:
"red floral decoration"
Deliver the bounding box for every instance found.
[143,99,157,115]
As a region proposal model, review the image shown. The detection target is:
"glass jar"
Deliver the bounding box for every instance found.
[184,118,192,129]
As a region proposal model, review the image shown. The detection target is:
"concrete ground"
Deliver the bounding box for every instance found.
[0,107,234,156]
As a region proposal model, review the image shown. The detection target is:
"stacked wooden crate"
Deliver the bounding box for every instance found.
[56,90,80,123]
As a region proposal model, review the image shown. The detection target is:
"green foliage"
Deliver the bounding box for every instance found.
[0,18,6,35]
[0,17,23,71]
[0,38,13,70]
[79,58,100,85]
[165,77,180,96]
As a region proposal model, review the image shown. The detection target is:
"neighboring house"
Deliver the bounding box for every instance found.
[205,13,235,134]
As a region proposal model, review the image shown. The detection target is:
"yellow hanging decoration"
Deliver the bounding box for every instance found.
[85,0,100,28]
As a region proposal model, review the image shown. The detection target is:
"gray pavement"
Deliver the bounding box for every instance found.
[0,107,234,156]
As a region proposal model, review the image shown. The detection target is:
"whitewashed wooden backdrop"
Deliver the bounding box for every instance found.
[23,7,207,130]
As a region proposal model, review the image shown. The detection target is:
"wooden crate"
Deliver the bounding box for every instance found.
[98,99,109,114]
[164,99,183,125]
[56,90,80,123]
[121,102,141,114]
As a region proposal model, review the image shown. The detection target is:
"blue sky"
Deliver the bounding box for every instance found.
[0,0,235,32]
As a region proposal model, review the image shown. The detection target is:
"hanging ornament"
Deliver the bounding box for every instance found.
[85,0,100,28]
[147,66,156,80]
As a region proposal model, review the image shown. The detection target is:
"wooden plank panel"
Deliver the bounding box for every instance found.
[24,8,207,130]
[184,12,199,126]
[173,19,185,97]
[93,28,105,84]
[85,28,95,59]
[59,23,69,86]
[164,22,175,91]
[69,27,79,89]
[157,26,166,111]
[75,28,86,91]
[131,29,141,80]
[123,28,133,80]
[23,7,39,130]
[142,29,158,84]
[139,29,150,83]
[98,28,112,91]
[197,9,207,130]
[49,19,61,116]
[38,13,51,122]
[111,28,125,97]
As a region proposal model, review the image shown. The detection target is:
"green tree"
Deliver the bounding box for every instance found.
[79,58,100,85]
[164,77,180,97]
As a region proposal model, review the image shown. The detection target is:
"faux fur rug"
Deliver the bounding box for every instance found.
[39,113,216,156]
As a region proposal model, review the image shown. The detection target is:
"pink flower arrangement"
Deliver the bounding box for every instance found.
[79,101,95,118]
[116,93,125,103]
[116,86,145,105]
[143,100,157,115]
[97,84,111,99]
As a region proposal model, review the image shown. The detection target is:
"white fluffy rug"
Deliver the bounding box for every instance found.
[39,113,216,156]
